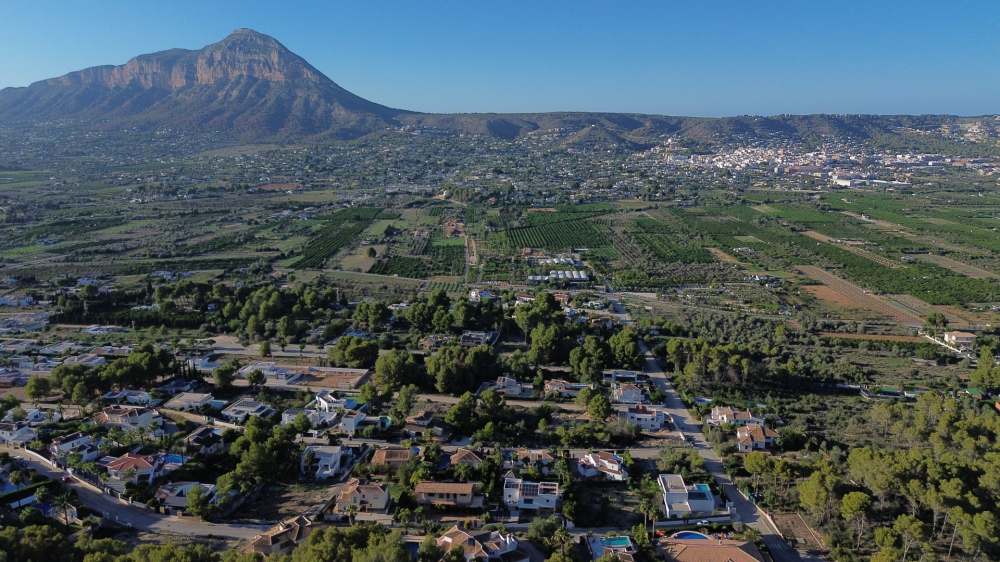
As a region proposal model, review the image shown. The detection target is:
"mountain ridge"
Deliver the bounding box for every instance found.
[0,29,992,147]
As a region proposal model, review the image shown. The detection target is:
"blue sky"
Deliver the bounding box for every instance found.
[1,1,997,116]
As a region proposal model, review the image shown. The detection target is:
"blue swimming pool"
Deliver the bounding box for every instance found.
[603,537,634,547]
[0,480,16,494]
[673,531,710,540]
[696,484,711,492]
[163,454,184,464]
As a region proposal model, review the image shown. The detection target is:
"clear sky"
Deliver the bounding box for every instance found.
[1,1,997,117]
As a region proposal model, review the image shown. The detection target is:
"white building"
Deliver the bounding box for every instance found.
[221,398,274,422]
[577,452,628,481]
[612,383,645,404]
[164,392,214,412]
[49,431,90,455]
[301,445,347,480]
[0,421,36,444]
[708,407,763,427]
[658,474,716,519]
[436,525,526,562]
[503,474,561,512]
[620,405,667,430]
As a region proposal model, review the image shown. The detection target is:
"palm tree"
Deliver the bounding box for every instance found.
[345,504,358,526]
[649,506,663,535]
[396,508,412,534]
[454,462,472,483]
[51,492,74,526]
[638,497,652,531]
[33,487,49,506]
[8,470,26,490]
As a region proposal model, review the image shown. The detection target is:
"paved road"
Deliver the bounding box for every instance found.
[8,447,267,540]
[637,340,801,562]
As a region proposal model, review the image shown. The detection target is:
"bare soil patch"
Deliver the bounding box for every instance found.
[915,254,999,279]
[819,332,924,343]
[801,230,833,243]
[706,247,739,263]
[772,512,825,551]
[797,266,921,323]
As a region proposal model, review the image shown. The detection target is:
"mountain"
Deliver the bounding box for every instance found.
[0,29,990,149]
[0,29,406,139]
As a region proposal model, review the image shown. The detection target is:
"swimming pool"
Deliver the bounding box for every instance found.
[0,480,16,494]
[162,454,185,464]
[603,537,634,548]
[672,531,710,540]
[695,484,711,492]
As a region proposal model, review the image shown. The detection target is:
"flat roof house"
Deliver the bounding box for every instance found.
[164,392,214,411]
[658,474,715,519]
[221,398,274,423]
[503,474,560,512]
[620,405,667,431]
[301,445,346,480]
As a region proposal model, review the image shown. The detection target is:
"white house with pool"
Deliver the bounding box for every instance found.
[658,474,715,519]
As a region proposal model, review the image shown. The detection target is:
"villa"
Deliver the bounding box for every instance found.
[658,474,716,519]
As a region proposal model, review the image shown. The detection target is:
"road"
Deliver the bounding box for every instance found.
[637,340,802,562]
[7,446,267,540]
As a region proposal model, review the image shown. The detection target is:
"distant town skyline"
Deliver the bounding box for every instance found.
[1,0,998,117]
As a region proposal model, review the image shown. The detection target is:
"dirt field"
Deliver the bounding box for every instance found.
[772,512,825,551]
[801,231,833,243]
[797,266,922,323]
[706,247,739,263]
[886,294,967,328]
[915,254,999,279]
[228,482,334,524]
[819,332,924,343]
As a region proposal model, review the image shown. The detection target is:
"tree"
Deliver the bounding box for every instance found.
[479,388,506,419]
[367,247,377,258]
[25,376,51,405]
[922,312,948,336]
[186,484,213,521]
[245,369,266,390]
[259,340,272,358]
[744,452,772,493]
[609,328,643,370]
[327,336,379,368]
[359,383,384,414]
[8,470,25,490]
[390,384,419,426]
[445,392,477,431]
[574,386,596,408]
[418,535,446,562]
[9,405,27,422]
[841,491,872,549]
[72,382,90,405]
[588,394,612,422]
[212,362,238,390]
[894,514,927,562]
[293,413,313,439]
[375,349,411,392]
[345,503,358,525]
